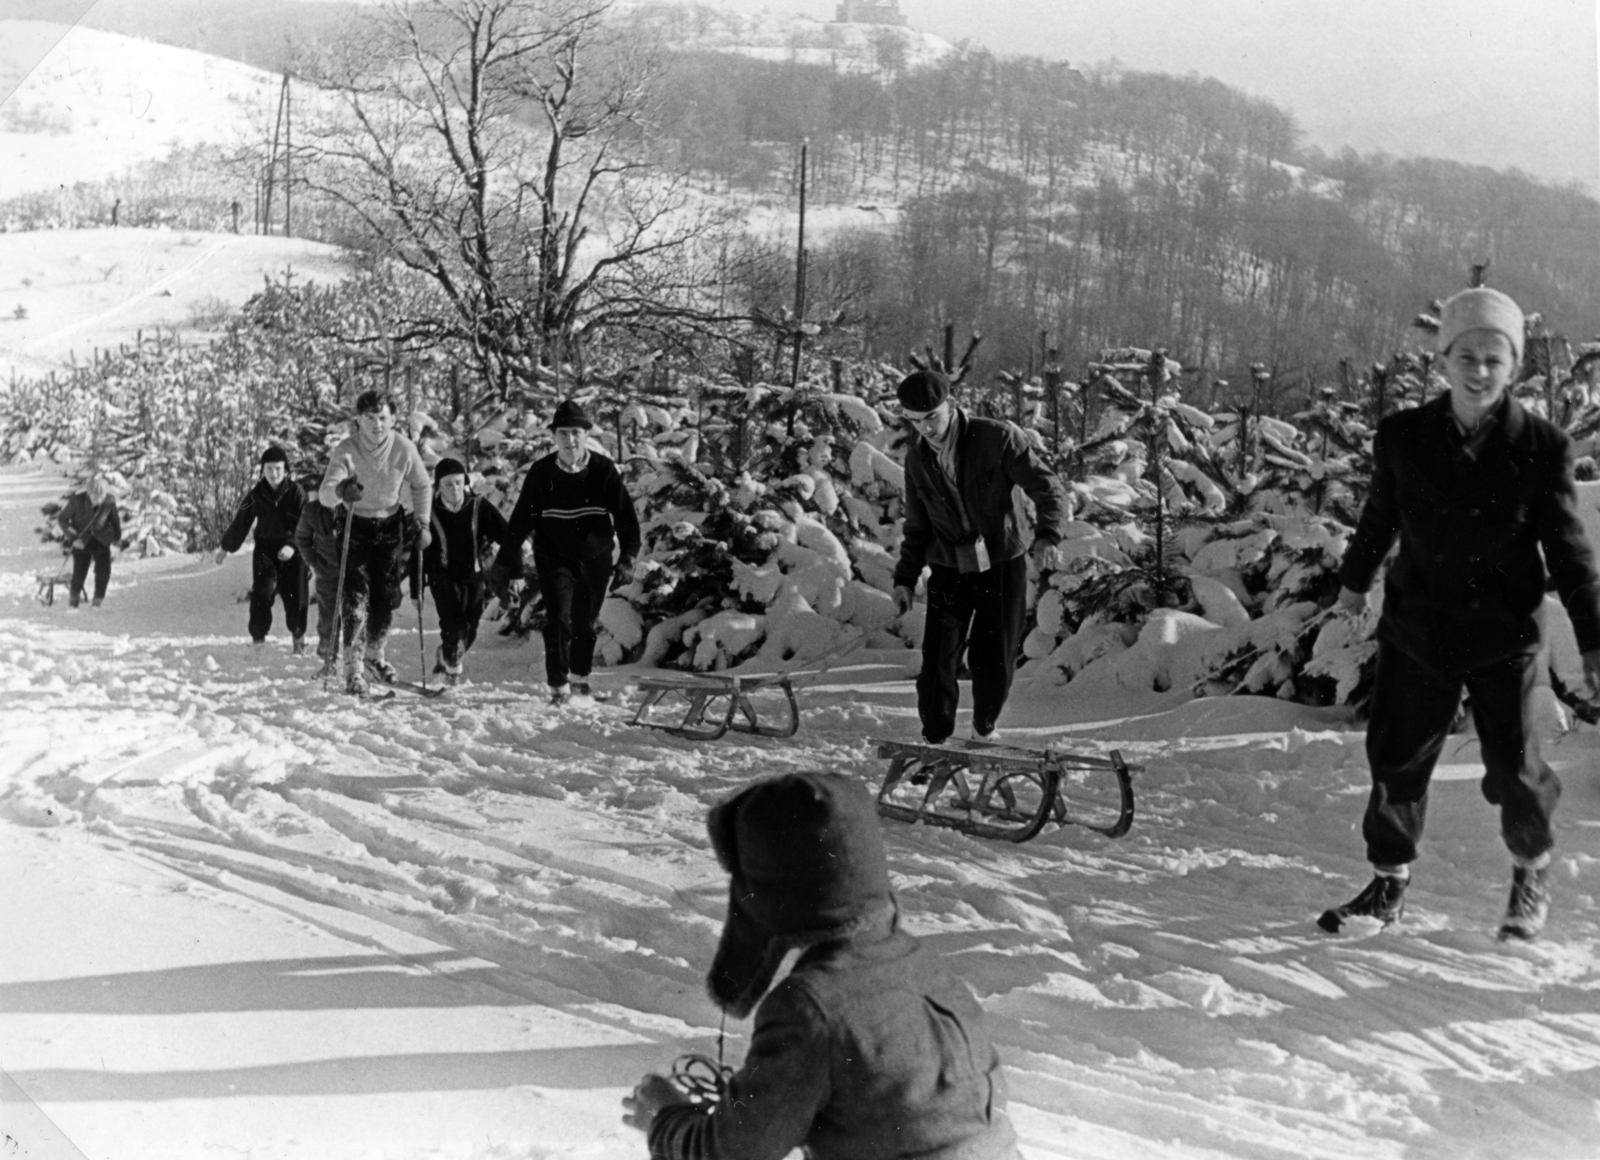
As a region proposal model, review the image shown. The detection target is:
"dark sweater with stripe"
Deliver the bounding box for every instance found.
[494,451,641,572]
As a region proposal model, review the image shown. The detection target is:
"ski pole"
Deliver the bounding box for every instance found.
[416,544,429,694]
[328,497,357,689]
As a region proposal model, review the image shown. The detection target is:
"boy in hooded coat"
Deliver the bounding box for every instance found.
[217,445,308,649]
[408,457,509,683]
[57,473,122,608]
[623,771,1020,1160]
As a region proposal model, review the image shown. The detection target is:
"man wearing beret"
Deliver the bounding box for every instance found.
[1322,286,1600,941]
[488,399,642,706]
[891,369,1067,745]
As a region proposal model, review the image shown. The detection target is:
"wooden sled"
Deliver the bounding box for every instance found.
[872,737,1138,843]
[630,671,801,742]
[35,565,73,606]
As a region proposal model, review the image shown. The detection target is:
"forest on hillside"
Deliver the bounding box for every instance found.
[648,48,1600,406]
[6,0,1600,411]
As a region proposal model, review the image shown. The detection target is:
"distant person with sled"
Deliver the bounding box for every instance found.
[487,399,640,706]
[317,390,433,696]
[1322,287,1600,942]
[890,369,1067,744]
[57,473,122,609]
[408,456,509,686]
[293,482,344,678]
[622,770,1021,1160]
[216,445,308,650]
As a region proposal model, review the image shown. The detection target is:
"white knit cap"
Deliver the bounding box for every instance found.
[1436,287,1525,365]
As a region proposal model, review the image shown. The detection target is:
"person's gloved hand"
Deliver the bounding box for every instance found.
[213,547,228,565]
[611,557,635,593]
[417,527,432,552]
[335,476,364,504]
[893,585,915,616]
[72,537,87,551]
[277,544,295,562]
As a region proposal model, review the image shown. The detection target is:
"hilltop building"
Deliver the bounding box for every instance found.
[835,0,909,26]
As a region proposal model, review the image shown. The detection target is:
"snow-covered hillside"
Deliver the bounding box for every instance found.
[4,458,1600,1160]
[619,0,954,74]
[0,228,352,379]
[0,21,283,201]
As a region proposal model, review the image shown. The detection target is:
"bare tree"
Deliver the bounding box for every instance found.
[297,0,720,400]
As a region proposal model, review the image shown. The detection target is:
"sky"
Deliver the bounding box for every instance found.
[712,0,1600,192]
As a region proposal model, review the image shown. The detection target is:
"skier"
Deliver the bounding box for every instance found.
[622,770,1021,1160]
[216,445,308,650]
[1322,287,1600,941]
[408,457,509,685]
[487,399,640,705]
[317,390,433,695]
[890,369,1067,743]
[57,473,122,609]
[293,482,344,677]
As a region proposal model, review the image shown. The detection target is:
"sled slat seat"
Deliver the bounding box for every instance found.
[630,671,800,742]
[871,737,1138,843]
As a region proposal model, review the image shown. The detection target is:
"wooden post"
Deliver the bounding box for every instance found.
[1044,348,1062,450]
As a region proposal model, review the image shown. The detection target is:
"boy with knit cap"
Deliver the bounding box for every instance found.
[409,456,509,685]
[1323,286,1600,941]
[623,770,1020,1160]
[487,399,640,705]
[217,445,308,650]
[317,390,433,695]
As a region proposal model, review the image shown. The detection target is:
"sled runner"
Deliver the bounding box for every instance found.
[871,737,1138,843]
[629,615,903,741]
[629,670,801,741]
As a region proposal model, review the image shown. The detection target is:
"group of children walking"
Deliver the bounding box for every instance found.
[216,390,640,702]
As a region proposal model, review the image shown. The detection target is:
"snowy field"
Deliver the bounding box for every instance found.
[3,461,1600,1160]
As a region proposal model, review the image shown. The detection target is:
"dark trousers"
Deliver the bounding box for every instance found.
[917,555,1029,743]
[535,554,611,687]
[431,574,486,666]
[1363,640,1561,866]
[249,542,308,641]
[312,570,339,658]
[69,541,112,602]
[339,513,406,649]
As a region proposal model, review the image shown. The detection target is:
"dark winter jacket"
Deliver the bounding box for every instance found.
[293,495,343,577]
[1339,392,1600,673]
[58,491,122,548]
[648,911,1019,1160]
[494,451,642,572]
[221,476,306,555]
[424,493,510,584]
[893,409,1068,588]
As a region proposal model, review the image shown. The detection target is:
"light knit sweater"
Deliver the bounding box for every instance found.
[319,430,432,527]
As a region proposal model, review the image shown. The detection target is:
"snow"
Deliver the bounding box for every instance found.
[0,21,281,200]
[5,463,1600,1160]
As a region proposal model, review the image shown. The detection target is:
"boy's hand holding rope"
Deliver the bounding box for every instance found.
[621,1024,735,1135]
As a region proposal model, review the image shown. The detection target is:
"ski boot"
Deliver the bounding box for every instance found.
[292,635,308,656]
[1497,860,1551,941]
[549,684,570,706]
[364,649,398,684]
[1318,872,1408,933]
